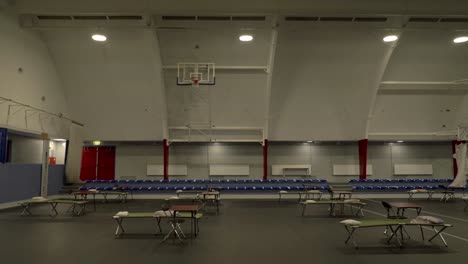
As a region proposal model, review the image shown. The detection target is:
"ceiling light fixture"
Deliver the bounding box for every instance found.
[307,141,313,143]
[239,35,253,42]
[92,140,102,146]
[453,36,468,43]
[92,34,107,42]
[383,35,398,42]
[396,140,404,143]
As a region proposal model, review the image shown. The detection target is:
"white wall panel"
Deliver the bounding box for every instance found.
[333,164,373,176]
[147,165,187,176]
[394,164,433,175]
[270,28,391,140]
[0,12,69,138]
[209,165,249,176]
[42,29,165,140]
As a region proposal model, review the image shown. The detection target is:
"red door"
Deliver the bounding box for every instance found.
[80,147,97,181]
[97,147,115,180]
[79,146,115,181]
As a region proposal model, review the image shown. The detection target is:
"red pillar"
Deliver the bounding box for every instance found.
[163,139,169,181]
[263,139,268,181]
[452,140,464,179]
[358,139,368,180]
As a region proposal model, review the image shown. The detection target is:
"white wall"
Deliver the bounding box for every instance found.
[42,28,166,141]
[110,141,453,183]
[270,27,392,140]
[49,140,66,164]
[371,30,468,136]
[0,9,69,138]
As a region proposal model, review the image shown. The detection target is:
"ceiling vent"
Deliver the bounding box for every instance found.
[408,17,440,22]
[231,16,265,21]
[408,17,468,23]
[161,15,266,21]
[285,17,318,21]
[319,17,354,22]
[108,15,143,20]
[440,17,468,23]
[197,16,231,21]
[284,16,387,22]
[36,15,72,20]
[162,16,196,21]
[354,17,387,22]
[36,15,143,21]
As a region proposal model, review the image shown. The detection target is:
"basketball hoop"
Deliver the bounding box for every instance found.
[176,63,216,86]
[191,75,199,86]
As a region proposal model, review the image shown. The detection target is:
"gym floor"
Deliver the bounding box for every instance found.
[0,198,467,264]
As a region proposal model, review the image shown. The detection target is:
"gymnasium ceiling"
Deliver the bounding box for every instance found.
[8,0,468,141]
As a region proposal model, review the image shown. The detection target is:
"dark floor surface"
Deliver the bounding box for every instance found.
[0,197,467,264]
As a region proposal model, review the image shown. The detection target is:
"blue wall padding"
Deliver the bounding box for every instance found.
[0,164,41,203]
[0,128,7,163]
[48,165,65,195]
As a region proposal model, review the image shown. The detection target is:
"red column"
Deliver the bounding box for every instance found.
[163,139,169,181]
[358,139,368,180]
[263,139,268,181]
[452,140,464,179]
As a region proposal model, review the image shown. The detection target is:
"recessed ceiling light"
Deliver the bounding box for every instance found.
[396,140,404,143]
[92,140,102,146]
[239,35,253,42]
[453,36,468,43]
[307,140,313,143]
[92,34,107,42]
[53,138,67,142]
[383,35,398,42]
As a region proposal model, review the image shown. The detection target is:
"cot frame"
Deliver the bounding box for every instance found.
[300,200,366,217]
[343,220,452,249]
[19,199,89,217]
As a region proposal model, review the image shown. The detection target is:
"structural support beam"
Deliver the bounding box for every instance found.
[358,139,368,180]
[263,139,268,181]
[40,133,50,197]
[263,17,278,142]
[151,29,169,143]
[0,128,7,163]
[364,34,401,137]
[163,139,169,181]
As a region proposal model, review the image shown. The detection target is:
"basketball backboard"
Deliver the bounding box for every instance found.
[177,63,216,86]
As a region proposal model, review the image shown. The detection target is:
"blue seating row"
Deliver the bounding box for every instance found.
[352,185,463,191]
[349,179,453,184]
[80,185,330,191]
[85,179,328,184]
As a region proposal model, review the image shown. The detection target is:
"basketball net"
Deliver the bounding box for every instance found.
[191,74,200,87]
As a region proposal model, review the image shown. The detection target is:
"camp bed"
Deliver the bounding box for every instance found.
[112,211,203,237]
[100,191,128,203]
[341,219,453,248]
[279,190,322,202]
[300,200,366,217]
[176,190,202,198]
[19,199,89,216]
[407,189,436,200]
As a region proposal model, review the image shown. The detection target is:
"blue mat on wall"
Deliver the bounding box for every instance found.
[0,164,41,203]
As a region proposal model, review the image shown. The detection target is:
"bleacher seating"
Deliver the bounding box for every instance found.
[348,178,467,192]
[81,179,329,193]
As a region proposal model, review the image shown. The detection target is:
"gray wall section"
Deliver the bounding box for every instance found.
[113,142,454,183]
[48,165,65,196]
[8,135,43,164]
[0,164,41,203]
